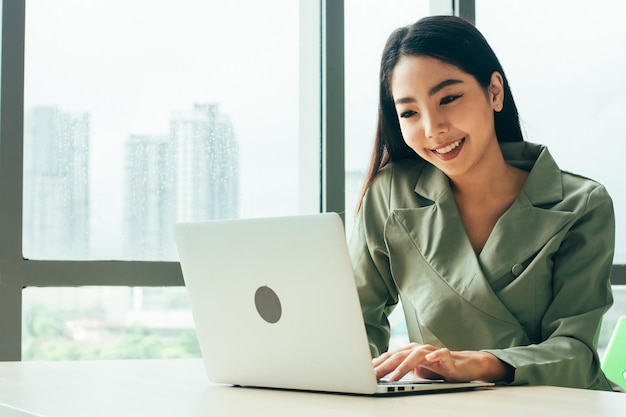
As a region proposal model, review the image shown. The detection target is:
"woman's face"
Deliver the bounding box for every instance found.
[390,55,504,179]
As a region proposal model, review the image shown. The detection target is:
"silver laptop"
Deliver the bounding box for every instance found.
[174,213,493,395]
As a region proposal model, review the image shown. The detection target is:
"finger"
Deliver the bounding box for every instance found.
[374,351,407,380]
[387,346,431,381]
[373,343,439,380]
[420,348,467,382]
[424,347,451,364]
[372,351,392,367]
[372,342,417,367]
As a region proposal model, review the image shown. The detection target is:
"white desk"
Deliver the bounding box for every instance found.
[0,359,623,417]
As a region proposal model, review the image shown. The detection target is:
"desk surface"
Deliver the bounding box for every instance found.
[0,359,624,417]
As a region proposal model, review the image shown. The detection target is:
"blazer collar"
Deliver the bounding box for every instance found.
[501,142,563,206]
[389,142,575,324]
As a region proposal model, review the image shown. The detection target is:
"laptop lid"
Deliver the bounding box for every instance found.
[175,213,493,395]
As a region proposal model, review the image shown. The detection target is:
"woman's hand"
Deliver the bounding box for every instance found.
[373,342,512,383]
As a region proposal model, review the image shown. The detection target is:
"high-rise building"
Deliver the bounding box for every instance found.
[23,106,90,259]
[124,103,239,260]
[124,135,176,260]
[172,103,239,222]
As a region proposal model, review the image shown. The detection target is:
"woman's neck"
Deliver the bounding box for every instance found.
[448,150,527,203]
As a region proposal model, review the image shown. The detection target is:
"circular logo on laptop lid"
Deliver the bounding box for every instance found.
[254,286,282,324]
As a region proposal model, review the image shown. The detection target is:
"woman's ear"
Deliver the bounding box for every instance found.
[489,71,505,112]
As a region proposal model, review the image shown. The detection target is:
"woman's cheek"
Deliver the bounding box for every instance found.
[401,126,422,151]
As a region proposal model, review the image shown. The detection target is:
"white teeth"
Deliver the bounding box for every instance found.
[434,139,463,154]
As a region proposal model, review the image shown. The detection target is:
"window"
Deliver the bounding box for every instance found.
[12,0,317,360]
[23,0,303,262]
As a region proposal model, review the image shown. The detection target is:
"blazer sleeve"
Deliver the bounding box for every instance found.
[485,184,617,390]
[348,170,398,358]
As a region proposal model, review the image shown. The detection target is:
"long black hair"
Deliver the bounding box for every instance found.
[357,15,523,211]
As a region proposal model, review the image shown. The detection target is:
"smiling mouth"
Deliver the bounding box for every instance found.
[432,138,465,154]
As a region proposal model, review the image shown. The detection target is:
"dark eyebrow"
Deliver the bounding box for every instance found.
[428,79,463,96]
[394,79,464,105]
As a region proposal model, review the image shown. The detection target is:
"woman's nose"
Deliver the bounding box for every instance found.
[423,111,449,138]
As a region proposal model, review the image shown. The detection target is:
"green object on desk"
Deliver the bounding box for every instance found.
[602,316,626,390]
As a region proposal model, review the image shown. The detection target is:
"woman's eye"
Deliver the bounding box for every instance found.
[440,95,461,105]
[400,110,417,118]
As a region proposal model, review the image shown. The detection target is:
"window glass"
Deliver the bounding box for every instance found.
[23,0,302,262]
[22,287,200,360]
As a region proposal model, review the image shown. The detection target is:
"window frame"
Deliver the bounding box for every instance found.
[1,0,623,361]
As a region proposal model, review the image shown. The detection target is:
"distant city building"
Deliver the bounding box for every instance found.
[124,135,176,260]
[172,103,239,222]
[23,106,90,259]
[24,103,239,262]
[124,103,239,260]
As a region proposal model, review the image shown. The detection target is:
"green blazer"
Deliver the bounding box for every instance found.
[349,142,618,391]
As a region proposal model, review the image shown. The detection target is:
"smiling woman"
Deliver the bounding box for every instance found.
[342,0,626,363]
[389,55,530,255]
[350,15,619,391]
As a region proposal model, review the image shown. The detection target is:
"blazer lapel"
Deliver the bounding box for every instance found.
[385,145,575,327]
[387,164,521,326]
[478,198,574,284]
[479,145,575,283]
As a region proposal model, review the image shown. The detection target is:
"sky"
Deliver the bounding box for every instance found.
[23,0,626,262]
